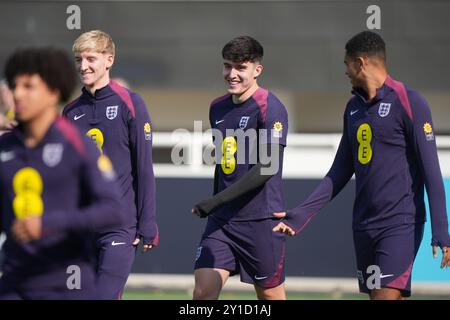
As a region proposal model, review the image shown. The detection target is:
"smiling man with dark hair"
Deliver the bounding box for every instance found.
[273,31,450,300]
[192,36,289,300]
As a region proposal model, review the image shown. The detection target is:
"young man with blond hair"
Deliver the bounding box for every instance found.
[63,30,158,299]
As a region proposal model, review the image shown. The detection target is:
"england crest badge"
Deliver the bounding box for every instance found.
[106,105,119,120]
[43,143,64,167]
[239,116,250,129]
[378,103,391,118]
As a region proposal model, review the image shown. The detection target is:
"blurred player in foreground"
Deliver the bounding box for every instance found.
[0,47,124,299]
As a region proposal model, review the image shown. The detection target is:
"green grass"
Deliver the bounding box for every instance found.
[123,290,449,300]
[122,290,366,300]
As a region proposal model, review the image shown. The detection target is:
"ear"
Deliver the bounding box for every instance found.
[356,56,368,71]
[254,64,263,79]
[105,54,115,70]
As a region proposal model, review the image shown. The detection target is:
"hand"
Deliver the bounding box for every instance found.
[5,120,18,130]
[272,212,296,236]
[132,238,153,254]
[12,216,42,243]
[191,205,208,218]
[191,206,202,218]
[433,245,450,269]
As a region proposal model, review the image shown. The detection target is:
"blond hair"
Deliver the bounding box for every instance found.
[73,30,115,56]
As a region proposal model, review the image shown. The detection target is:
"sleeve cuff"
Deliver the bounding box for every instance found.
[283,209,314,233]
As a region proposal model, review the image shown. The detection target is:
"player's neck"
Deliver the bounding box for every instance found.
[362,71,387,101]
[85,73,110,96]
[232,83,259,104]
[23,108,58,148]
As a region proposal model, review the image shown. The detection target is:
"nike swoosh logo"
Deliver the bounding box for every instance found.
[254,275,268,280]
[350,110,359,116]
[0,151,14,162]
[74,114,85,120]
[111,241,126,246]
[380,274,394,279]
[215,120,224,125]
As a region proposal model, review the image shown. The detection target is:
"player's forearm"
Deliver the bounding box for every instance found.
[130,93,159,243]
[137,218,159,246]
[415,132,450,246]
[423,164,450,247]
[134,146,159,244]
[284,177,334,232]
[42,197,124,235]
[428,190,450,247]
[284,138,353,232]
[196,144,283,216]
[136,177,159,245]
[409,93,450,246]
[196,162,273,216]
[430,218,450,247]
[325,142,354,198]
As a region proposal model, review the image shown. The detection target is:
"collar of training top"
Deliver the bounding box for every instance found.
[351,75,395,104]
[81,81,116,100]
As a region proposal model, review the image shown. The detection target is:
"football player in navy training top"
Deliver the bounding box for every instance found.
[0,47,124,299]
[273,31,450,300]
[192,36,289,300]
[63,30,158,300]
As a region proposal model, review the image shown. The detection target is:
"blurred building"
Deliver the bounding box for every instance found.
[0,1,449,284]
[0,0,449,133]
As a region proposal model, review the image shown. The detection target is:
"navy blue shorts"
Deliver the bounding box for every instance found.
[96,231,137,299]
[195,216,286,288]
[353,223,424,297]
[0,262,98,300]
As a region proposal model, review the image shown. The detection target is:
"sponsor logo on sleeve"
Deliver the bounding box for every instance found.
[272,121,283,138]
[423,122,434,141]
[144,122,152,141]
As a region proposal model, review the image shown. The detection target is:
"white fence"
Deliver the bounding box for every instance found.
[125,274,450,297]
[152,133,450,179]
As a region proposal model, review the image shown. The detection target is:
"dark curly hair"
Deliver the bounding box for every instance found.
[4,47,77,103]
[345,31,386,62]
[222,36,264,63]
